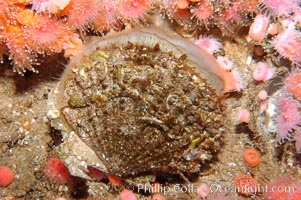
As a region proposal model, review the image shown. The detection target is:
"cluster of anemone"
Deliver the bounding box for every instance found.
[165,0,301,66]
[0,0,152,73]
[161,0,260,32]
[0,0,300,74]
[273,69,301,153]
[272,70,301,153]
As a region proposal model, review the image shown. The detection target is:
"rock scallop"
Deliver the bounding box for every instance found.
[49,28,225,179]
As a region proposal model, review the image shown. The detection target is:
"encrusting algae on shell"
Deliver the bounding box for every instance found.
[48,27,226,180]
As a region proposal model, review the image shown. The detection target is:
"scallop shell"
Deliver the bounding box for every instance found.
[48,28,225,179]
